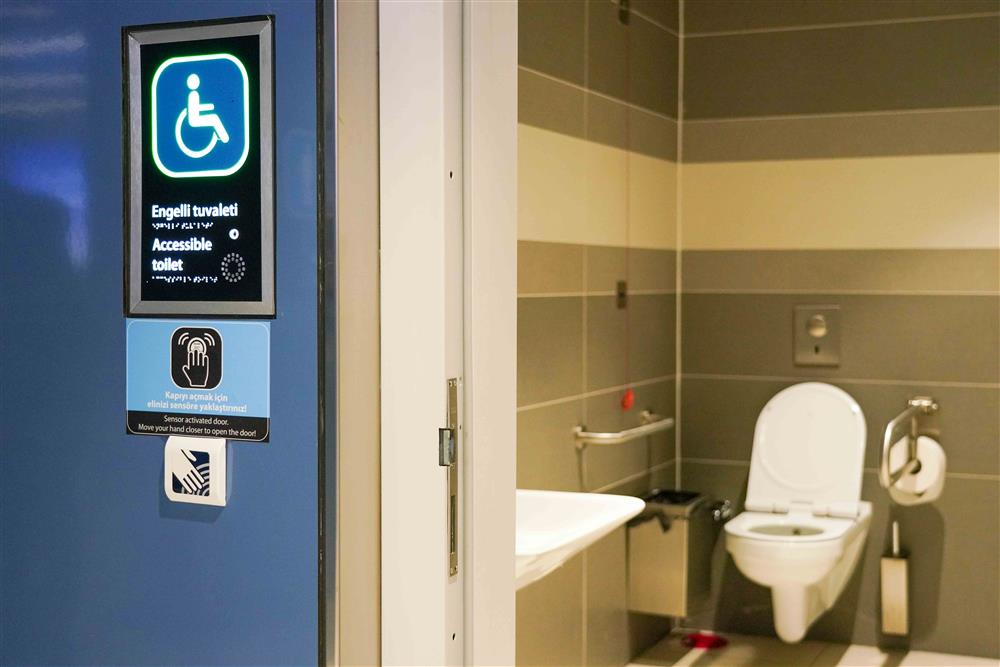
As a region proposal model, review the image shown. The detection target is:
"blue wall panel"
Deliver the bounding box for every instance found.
[0,2,319,664]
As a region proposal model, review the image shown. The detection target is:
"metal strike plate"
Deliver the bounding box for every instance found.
[794,305,841,367]
[438,428,456,466]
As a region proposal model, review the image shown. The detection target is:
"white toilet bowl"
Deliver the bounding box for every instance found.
[723,383,871,643]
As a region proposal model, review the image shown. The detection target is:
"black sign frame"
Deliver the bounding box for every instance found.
[123,16,275,318]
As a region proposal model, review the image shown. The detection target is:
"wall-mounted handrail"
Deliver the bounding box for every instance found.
[879,396,938,489]
[574,410,674,449]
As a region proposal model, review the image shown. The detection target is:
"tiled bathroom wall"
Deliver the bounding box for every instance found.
[518,0,999,664]
[516,1,680,664]
[678,0,1000,659]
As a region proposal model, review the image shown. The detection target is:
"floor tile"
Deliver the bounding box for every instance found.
[631,632,1000,667]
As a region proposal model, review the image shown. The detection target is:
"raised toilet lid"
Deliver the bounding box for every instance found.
[747,383,866,516]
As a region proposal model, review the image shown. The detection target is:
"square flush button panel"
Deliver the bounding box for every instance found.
[164,436,227,506]
[794,305,841,367]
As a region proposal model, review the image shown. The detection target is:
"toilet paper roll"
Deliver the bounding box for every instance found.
[888,435,946,506]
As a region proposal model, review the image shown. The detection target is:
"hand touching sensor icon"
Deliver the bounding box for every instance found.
[182,336,212,388]
[170,327,223,390]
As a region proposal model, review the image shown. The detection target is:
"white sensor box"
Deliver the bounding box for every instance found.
[164,436,227,506]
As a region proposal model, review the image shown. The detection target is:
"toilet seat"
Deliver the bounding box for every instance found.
[725,509,855,543]
[745,383,866,515]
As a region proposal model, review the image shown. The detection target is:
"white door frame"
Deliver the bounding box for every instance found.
[378,1,516,665]
[461,1,517,665]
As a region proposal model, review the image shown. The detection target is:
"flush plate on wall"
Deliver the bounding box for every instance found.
[794,305,840,367]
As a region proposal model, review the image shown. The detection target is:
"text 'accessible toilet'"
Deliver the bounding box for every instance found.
[725,382,872,643]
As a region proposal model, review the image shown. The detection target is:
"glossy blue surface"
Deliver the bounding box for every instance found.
[0,2,319,664]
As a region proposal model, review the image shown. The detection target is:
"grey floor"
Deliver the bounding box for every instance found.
[629,632,1000,667]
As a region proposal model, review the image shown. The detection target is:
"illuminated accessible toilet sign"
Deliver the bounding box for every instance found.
[124,17,274,317]
[152,55,250,178]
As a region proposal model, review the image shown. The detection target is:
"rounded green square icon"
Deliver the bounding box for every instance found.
[152,54,250,178]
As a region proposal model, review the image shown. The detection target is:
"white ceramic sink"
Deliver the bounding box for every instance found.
[516,489,645,590]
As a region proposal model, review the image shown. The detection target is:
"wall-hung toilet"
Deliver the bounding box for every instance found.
[724,382,872,643]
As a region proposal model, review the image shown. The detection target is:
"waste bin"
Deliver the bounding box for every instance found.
[627,489,731,618]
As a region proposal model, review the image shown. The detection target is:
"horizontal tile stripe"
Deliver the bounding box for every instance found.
[682,458,999,481]
[519,290,676,299]
[586,244,676,293]
[517,240,583,295]
[686,10,1000,38]
[592,460,675,494]
[587,294,676,391]
[684,16,1000,119]
[517,374,676,412]
[518,296,583,407]
[685,0,1000,34]
[683,108,1000,161]
[630,0,679,34]
[680,376,999,475]
[519,124,677,249]
[682,293,1000,383]
[680,154,999,250]
[588,0,679,118]
[683,372,1000,389]
[681,249,1000,293]
[518,0,586,86]
[519,70,679,159]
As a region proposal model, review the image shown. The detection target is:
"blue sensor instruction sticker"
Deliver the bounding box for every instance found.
[127,319,269,441]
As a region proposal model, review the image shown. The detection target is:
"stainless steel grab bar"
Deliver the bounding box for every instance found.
[879,396,938,489]
[574,410,674,449]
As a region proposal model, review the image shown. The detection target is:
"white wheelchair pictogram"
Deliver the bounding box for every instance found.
[175,73,231,159]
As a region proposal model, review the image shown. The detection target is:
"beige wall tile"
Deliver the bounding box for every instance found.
[519,0,585,84]
[682,293,1000,383]
[628,153,677,250]
[520,125,677,249]
[582,246,677,294]
[587,294,675,391]
[519,124,594,245]
[686,0,1000,34]
[518,400,585,492]
[587,295,630,391]
[519,68,586,139]
[682,249,1000,293]
[586,528,631,667]
[587,246,630,294]
[518,296,583,406]
[627,611,673,662]
[628,294,676,380]
[627,248,677,293]
[518,69,678,162]
[681,155,1000,250]
[684,17,1000,118]
[519,241,584,295]
[588,0,679,118]
[587,91,678,162]
[516,553,585,666]
[633,0,679,32]
[684,109,1000,162]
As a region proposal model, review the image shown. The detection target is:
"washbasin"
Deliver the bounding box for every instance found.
[516,489,645,590]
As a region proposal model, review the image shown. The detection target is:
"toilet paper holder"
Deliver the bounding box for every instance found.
[878,396,939,490]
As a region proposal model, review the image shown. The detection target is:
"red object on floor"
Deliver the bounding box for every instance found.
[620,388,635,411]
[682,632,729,650]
